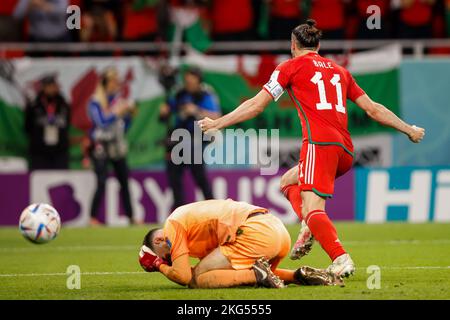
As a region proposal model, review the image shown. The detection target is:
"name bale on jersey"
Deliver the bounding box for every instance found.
[313,60,334,69]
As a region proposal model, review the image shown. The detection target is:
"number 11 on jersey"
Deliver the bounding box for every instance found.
[310,71,345,114]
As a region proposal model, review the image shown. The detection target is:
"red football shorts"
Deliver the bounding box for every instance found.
[298,142,353,198]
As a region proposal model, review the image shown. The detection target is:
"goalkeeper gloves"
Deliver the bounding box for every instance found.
[138,245,169,272]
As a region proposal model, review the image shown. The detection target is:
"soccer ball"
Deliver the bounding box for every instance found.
[19,203,61,244]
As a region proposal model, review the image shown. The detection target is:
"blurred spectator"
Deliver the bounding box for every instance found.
[355,0,390,39]
[25,75,70,170]
[87,67,137,226]
[447,0,450,36]
[398,0,435,38]
[309,0,346,39]
[0,0,21,41]
[2,0,448,52]
[167,0,212,52]
[269,0,302,40]
[159,67,220,210]
[13,0,71,42]
[211,0,254,41]
[80,0,121,42]
[122,0,159,41]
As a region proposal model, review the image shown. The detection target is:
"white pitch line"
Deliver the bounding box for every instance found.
[0,271,145,277]
[0,240,448,255]
[0,245,138,253]
[357,266,450,270]
[0,267,449,278]
[0,240,449,254]
[344,240,450,246]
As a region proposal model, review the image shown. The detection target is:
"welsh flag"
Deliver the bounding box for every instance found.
[169,6,211,53]
[0,57,167,169]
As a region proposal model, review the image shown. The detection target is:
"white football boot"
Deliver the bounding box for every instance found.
[326,253,355,278]
[290,221,315,260]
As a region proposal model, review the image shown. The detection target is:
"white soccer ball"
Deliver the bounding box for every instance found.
[19,203,61,244]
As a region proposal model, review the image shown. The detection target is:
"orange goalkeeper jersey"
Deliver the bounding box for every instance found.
[163,199,267,261]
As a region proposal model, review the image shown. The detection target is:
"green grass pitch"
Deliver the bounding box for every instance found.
[0,223,449,300]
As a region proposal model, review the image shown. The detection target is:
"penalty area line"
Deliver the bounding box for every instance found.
[0,245,138,253]
[362,266,450,270]
[0,271,145,277]
[1,239,449,253]
[0,266,449,277]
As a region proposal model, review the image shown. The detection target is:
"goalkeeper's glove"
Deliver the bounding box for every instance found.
[138,245,169,272]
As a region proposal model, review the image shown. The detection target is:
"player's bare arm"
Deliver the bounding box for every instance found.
[198,89,272,132]
[354,94,425,143]
[200,109,221,120]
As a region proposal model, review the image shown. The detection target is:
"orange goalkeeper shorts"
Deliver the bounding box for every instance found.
[220,213,291,270]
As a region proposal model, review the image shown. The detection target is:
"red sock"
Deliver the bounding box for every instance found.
[281,184,303,221]
[305,210,346,261]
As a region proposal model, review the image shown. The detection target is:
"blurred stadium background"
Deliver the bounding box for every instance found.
[0,0,449,228]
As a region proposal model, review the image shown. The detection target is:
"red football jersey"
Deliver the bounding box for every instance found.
[263,52,365,154]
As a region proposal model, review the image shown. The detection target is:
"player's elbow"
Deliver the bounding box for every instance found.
[366,108,380,120]
[255,104,266,115]
[365,103,384,120]
[178,274,192,286]
[250,99,265,116]
[171,269,192,286]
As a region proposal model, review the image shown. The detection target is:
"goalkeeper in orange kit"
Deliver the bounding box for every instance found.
[138,199,343,288]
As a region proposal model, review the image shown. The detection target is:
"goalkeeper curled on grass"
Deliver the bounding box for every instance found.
[139,199,343,289]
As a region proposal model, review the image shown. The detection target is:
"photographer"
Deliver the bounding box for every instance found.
[159,67,221,210]
[87,67,136,226]
[25,75,70,170]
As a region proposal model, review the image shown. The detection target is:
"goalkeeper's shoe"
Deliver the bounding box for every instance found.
[252,258,285,289]
[326,253,355,278]
[290,221,314,260]
[294,266,345,287]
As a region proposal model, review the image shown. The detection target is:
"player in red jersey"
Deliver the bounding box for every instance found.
[198,19,425,278]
